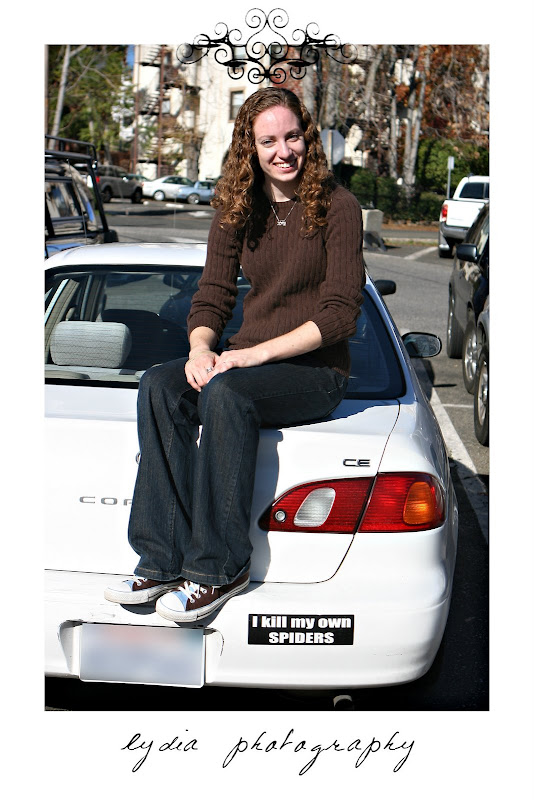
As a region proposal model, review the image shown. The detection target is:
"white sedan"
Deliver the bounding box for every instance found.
[45,243,458,692]
[142,175,195,201]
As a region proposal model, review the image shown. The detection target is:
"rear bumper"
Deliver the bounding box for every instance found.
[46,519,457,690]
[438,222,469,250]
[438,222,469,249]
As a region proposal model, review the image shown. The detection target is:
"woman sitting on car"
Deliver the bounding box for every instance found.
[105,87,365,621]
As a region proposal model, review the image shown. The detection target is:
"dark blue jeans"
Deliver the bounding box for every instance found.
[128,354,347,586]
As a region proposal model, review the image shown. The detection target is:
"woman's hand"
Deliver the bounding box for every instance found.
[186,327,219,391]
[207,347,266,379]
[185,350,217,391]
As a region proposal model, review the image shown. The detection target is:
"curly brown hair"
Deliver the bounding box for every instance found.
[212,87,336,236]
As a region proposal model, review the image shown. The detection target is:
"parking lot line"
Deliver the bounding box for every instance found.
[414,362,488,543]
[405,246,437,260]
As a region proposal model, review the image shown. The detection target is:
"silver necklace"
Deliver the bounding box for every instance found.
[269,199,297,226]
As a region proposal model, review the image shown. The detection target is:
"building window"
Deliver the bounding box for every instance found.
[230,90,244,121]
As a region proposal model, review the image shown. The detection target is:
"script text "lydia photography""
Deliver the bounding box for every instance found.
[121,728,415,775]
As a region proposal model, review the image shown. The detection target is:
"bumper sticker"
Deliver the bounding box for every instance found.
[248,614,354,645]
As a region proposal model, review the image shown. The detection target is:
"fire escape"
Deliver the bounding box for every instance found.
[133,45,200,178]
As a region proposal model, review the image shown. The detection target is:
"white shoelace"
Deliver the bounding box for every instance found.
[180,581,209,602]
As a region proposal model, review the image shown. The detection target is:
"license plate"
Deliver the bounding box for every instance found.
[80,623,205,687]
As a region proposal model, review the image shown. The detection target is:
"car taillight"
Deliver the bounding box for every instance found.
[358,473,446,532]
[259,478,373,533]
[259,473,445,534]
[440,203,448,221]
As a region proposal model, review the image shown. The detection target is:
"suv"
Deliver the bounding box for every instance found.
[446,203,489,393]
[45,136,119,257]
[95,165,143,204]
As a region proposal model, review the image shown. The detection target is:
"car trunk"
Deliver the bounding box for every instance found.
[45,385,399,583]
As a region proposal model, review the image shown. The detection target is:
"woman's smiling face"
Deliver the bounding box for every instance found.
[253,105,307,201]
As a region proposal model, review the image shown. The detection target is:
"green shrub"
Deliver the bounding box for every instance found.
[417,138,489,194]
[348,166,448,222]
[349,168,376,207]
[376,176,402,217]
[415,192,446,221]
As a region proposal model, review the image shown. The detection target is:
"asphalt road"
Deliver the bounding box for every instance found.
[45,199,488,712]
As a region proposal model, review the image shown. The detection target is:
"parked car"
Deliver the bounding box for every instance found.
[45,242,457,693]
[92,165,143,204]
[142,175,195,201]
[438,175,489,258]
[125,172,148,184]
[474,298,489,446]
[446,203,489,393]
[45,135,118,257]
[170,180,217,205]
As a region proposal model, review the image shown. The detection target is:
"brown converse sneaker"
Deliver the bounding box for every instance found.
[155,572,250,622]
[104,576,184,605]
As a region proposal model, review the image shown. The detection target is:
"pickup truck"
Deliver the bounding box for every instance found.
[438,175,489,258]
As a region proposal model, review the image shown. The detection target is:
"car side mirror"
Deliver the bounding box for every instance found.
[402,332,442,358]
[456,243,478,263]
[374,279,396,296]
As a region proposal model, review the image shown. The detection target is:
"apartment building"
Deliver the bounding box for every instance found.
[130,44,256,182]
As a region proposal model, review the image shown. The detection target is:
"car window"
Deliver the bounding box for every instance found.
[45,178,97,236]
[459,182,488,200]
[45,268,405,398]
[474,212,489,254]
[163,177,194,185]
[466,207,489,257]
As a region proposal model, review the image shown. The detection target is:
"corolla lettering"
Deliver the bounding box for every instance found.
[79,496,132,505]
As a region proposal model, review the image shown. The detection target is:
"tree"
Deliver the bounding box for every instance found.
[50,45,87,137]
[47,45,132,160]
[401,46,431,202]
[343,44,488,203]
[424,45,489,144]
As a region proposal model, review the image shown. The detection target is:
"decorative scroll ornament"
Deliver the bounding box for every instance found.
[176,7,358,84]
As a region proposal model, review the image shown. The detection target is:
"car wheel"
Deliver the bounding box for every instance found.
[153,190,165,201]
[131,188,143,204]
[101,187,112,203]
[462,315,478,393]
[446,294,463,358]
[439,246,453,259]
[187,193,200,205]
[474,345,489,446]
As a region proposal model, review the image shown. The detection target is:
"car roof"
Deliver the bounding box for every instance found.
[45,242,208,269]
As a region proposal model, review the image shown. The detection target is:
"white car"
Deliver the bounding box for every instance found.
[142,175,195,201]
[45,243,458,692]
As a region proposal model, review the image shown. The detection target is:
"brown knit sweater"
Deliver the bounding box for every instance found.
[187,184,365,376]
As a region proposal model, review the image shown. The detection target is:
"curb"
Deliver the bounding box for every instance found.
[382,237,437,246]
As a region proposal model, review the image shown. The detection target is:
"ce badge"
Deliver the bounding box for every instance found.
[343,458,371,468]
